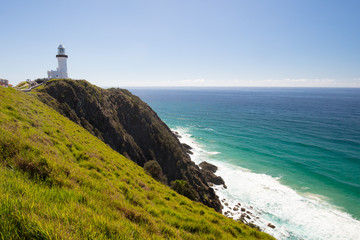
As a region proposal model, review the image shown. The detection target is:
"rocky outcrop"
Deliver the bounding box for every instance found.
[35,79,222,212]
[182,143,193,155]
[199,161,218,173]
[267,223,276,229]
[202,170,226,186]
[199,161,226,188]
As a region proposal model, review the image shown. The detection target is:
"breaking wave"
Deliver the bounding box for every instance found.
[173,127,360,240]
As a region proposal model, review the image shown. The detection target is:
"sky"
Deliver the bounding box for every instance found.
[1,0,360,87]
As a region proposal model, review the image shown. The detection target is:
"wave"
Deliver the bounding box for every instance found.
[172,127,360,240]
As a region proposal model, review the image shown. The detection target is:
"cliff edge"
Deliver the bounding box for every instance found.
[34,79,222,212]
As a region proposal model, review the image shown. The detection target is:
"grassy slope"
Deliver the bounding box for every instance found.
[0,87,274,240]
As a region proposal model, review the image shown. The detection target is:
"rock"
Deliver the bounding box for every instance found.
[182,143,192,150]
[236,203,241,206]
[173,131,181,138]
[35,79,222,212]
[267,223,276,229]
[224,202,229,206]
[246,215,251,219]
[201,170,225,185]
[199,162,226,188]
[241,208,246,212]
[182,143,193,155]
[233,207,239,211]
[199,161,218,173]
[246,211,252,215]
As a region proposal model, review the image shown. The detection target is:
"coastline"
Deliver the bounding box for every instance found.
[172,127,360,240]
[173,129,280,236]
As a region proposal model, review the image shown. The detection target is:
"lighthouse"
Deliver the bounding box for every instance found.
[47,44,69,79]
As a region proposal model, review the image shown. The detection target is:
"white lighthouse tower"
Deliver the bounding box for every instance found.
[47,44,69,79]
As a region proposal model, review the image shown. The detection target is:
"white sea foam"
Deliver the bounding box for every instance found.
[204,127,215,132]
[173,127,360,240]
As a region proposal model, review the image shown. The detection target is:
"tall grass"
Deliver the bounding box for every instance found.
[0,86,274,239]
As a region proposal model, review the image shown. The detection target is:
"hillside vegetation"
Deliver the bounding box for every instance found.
[0,87,274,239]
[34,79,221,211]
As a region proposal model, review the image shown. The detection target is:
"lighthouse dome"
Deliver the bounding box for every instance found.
[58,44,65,55]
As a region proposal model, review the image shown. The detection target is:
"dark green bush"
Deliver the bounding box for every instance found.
[170,180,197,201]
[143,160,167,184]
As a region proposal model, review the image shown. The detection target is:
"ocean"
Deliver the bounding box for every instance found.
[129,87,360,240]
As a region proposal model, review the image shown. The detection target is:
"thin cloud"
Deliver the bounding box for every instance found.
[181,78,206,83]
[283,78,335,83]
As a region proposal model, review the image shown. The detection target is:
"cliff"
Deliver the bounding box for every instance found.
[0,86,274,239]
[34,79,221,211]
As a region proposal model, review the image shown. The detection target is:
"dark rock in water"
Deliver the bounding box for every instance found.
[201,170,226,186]
[233,207,239,211]
[267,223,276,229]
[173,131,181,138]
[224,202,229,206]
[199,161,218,173]
[246,215,251,219]
[182,143,193,155]
[199,162,226,188]
[182,143,192,150]
[241,208,246,212]
[35,79,222,212]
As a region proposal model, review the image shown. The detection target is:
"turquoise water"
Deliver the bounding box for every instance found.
[130,87,360,239]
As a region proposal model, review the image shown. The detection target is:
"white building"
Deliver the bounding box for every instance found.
[47,44,69,79]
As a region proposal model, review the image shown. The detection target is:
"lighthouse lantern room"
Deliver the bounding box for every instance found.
[48,44,69,79]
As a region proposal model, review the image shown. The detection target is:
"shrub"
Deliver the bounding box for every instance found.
[170,180,198,201]
[143,160,167,184]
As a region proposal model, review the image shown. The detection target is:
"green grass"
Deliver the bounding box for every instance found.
[0,86,275,239]
[14,81,29,90]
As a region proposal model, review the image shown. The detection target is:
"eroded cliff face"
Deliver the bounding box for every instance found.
[35,79,221,212]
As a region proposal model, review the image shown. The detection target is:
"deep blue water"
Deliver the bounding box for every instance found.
[130,87,360,239]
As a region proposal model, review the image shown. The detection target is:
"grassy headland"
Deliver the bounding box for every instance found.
[34,79,222,212]
[0,86,274,239]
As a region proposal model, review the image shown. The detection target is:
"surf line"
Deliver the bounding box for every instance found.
[171,128,275,233]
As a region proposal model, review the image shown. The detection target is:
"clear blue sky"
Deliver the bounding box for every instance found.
[1,0,359,87]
